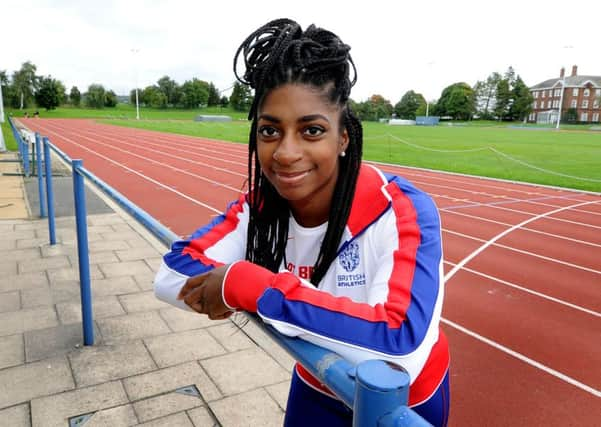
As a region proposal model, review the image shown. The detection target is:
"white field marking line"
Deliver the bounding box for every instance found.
[371,160,600,199]
[40,123,243,193]
[441,209,601,249]
[440,318,601,398]
[443,261,601,318]
[444,228,601,276]
[33,125,222,214]
[386,133,601,183]
[46,122,249,168]
[409,177,601,218]
[444,199,601,283]
[433,192,601,230]
[47,122,248,178]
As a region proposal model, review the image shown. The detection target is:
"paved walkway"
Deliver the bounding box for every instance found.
[0,150,293,426]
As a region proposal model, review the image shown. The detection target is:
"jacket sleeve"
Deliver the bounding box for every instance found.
[153,195,249,310]
[222,182,445,382]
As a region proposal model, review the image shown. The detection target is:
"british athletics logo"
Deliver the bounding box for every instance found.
[337,242,365,287]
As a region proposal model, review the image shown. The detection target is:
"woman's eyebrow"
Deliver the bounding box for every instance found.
[299,114,329,123]
[258,114,280,123]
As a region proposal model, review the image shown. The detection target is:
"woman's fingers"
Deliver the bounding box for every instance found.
[182,285,206,313]
[177,273,207,300]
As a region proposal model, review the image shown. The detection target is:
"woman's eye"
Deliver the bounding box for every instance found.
[258,126,279,138]
[304,126,325,137]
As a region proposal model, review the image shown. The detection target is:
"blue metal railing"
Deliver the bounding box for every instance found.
[27,129,431,426]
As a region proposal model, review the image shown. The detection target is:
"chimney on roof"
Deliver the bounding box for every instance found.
[560,67,565,78]
[571,65,578,77]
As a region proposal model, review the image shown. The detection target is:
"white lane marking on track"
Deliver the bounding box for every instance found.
[444,200,601,283]
[443,261,601,318]
[33,124,222,214]
[444,228,601,275]
[39,122,243,193]
[441,209,601,248]
[441,318,601,398]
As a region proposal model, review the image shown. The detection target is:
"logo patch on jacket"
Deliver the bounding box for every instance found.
[339,241,360,272]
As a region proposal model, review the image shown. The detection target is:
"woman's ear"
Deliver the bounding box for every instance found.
[339,128,350,156]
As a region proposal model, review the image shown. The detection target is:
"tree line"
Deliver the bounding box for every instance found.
[1,61,254,112]
[2,61,533,121]
[349,66,534,122]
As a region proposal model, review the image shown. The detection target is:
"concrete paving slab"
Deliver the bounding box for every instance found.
[0,237,17,250]
[88,213,128,226]
[0,247,40,263]
[99,260,154,278]
[265,380,291,411]
[40,242,76,257]
[123,361,222,402]
[0,271,48,293]
[137,412,194,427]
[3,229,36,240]
[68,250,121,266]
[90,275,141,297]
[18,255,71,274]
[96,311,170,344]
[30,380,129,427]
[207,323,255,352]
[133,391,204,423]
[158,307,228,332]
[47,280,81,303]
[200,348,289,395]
[0,356,74,408]
[88,239,131,252]
[0,290,20,312]
[20,284,53,308]
[0,333,24,369]
[24,322,102,362]
[144,329,226,368]
[187,406,217,426]
[56,295,125,324]
[209,388,284,427]
[47,264,104,283]
[118,290,171,313]
[0,306,58,336]
[0,403,30,427]
[84,404,138,427]
[68,340,156,387]
[16,237,50,249]
[115,247,162,262]
[133,272,157,290]
[240,320,296,372]
[0,259,18,275]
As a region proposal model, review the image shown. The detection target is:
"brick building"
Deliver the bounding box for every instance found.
[528,65,601,124]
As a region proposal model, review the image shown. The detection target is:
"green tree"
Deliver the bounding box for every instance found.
[141,85,167,108]
[130,88,142,105]
[85,84,106,108]
[394,90,426,119]
[34,76,64,110]
[509,76,533,121]
[12,61,38,109]
[1,70,14,107]
[219,95,229,108]
[229,82,252,111]
[493,79,511,120]
[207,83,220,107]
[69,86,81,106]
[157,76,180,106]
[437,83,476,120]
[104,90,118,107]
[474,72,501,119]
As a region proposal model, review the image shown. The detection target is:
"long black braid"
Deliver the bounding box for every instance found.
[234,18,363,285]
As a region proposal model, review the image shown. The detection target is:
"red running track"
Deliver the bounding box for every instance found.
[20,119,601,426]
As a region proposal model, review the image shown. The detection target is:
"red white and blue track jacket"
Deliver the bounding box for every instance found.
[154,164,449,406]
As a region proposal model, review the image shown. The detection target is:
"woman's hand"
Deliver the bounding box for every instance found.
[177,265,234,320]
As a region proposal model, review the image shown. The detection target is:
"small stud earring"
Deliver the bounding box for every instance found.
[340,151,346,157]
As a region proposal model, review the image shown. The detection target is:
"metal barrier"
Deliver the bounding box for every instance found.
[30,131,431,426]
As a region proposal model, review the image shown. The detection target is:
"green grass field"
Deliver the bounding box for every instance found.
[4,105,601,192]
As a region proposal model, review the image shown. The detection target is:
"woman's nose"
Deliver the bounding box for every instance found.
[273,134,302,164]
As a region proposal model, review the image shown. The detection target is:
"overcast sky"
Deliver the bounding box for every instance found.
[3,0,600,103]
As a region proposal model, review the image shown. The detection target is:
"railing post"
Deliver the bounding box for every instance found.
[353,360,431,427]
[35,133,46,217]
[42,137,56,245]
[22,131,30,177]
[72,159,94,346]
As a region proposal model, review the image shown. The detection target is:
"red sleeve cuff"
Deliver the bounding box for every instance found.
[223,260,276,312]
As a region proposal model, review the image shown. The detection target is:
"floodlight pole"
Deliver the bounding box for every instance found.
[132,48,140,120]
[0,82,6,152]
[556,77,565,129]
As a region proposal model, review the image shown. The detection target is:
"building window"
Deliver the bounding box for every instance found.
[573,88,579,96]
[554,89,561,97]
[580,112,588,122]
[583,89,590,97]
[594,99,600,109]
[593,113,600,122]
[553,100,559,108]
[534,91,538,98]
[571,100,577,108]
[547,100,552,108]
[582,100,589,108]
[533,101,538,108]
[596,89,601,97]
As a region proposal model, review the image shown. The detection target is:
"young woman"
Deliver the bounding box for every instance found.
[154,18,450,426]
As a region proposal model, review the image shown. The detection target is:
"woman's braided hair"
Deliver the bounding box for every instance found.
[234,18,363,285]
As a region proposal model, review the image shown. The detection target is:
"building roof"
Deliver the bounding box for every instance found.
[530,75,601,90]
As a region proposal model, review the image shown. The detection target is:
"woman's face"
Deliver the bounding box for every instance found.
[257,83,349,227]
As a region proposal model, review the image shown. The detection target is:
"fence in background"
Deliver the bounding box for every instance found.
[9,119,431,426]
